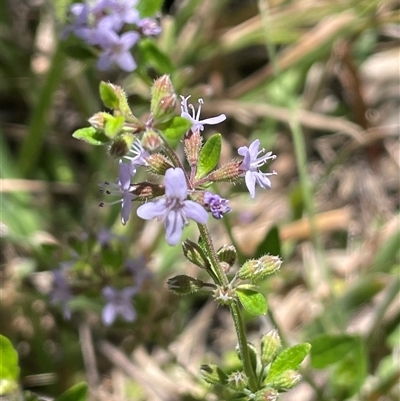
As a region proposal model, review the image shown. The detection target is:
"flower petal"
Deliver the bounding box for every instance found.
[137,199,167,219]
[200,114,226,125]
[121,194,134,225]
[183,201,208,224]
[245,171,256,198]
[165,209,184,246]
[165,168,187,200]
[102,303,116,326]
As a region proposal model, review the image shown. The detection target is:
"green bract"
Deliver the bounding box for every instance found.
[236,285,268,316]
[72,127,109,146]
[196,133,222,179]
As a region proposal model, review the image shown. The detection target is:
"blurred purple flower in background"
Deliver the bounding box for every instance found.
[180,96,226,134]
[64,0,161,71]
[50,263,74,319]
[204,192,231,219]
[125,257,152,289]
[137,168,208,246]
[102,285,138,325]
[238,139,277,198]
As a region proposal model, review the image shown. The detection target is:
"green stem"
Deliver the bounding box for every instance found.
[18,42,65,177]
[197,223,258,392]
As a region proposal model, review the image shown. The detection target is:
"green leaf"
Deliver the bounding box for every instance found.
[138,39,173,74]
[72,127,110,146]
[55,382,88,401]
[0,335,19,395]
[99,81,119,109]
[105,115,125,139]
[236,287,268,316]
[255,225,281,259]
[310,333,359,369]
[196,133,222,179]
[137,0,163,17]
[330,337,367,398]
[158,117,192,141]
[267,343,311,382]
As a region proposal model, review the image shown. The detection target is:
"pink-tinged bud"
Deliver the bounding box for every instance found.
[184,131,203,166]
[129,182,165,200]
[141,129,164,152]
[150,75,177,122]
[88,112,110,130]
[207,160,242,182]
[146,153,174,175]
[261,329,281,365]
[254,388,279,401]
[109,134,135,158]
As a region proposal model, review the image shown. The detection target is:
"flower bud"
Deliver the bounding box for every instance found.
[146,153,174,175]
[238,255,281,282]
[182,240,210,269]
[151,75,177,122]
[100,82,132,115]
[109,134,135,158]
[141,129,164,152]
[266,370,302,391]
[227,371,247,391]
[207,160,242,182]
[167,275,204,296]
[200,364,228,385]
[254,388,279,401]
[217,244,237,267]
[213,285,235,305]
[184,130,202,166]
[261,330,281,365]
[88,112,110,130]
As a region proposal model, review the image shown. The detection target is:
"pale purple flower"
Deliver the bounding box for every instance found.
[238,139,277,198]
[50,263,74,319]
[180,96,226,134]
[123,139,150,169]
[103,0,140,31]
[204,192,231,219]
[102,285,138,325]
[137,168,208,246]
[97,30,139,71]
[99,160,136,224]
[138,18,162,36]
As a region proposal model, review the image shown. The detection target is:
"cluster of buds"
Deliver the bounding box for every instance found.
[73,75,277,247]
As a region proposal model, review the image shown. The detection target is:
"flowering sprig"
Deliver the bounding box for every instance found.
[70,75,311,399]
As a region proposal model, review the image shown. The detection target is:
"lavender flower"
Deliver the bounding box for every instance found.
[123,139,150,169]
[138,18,162,36]
[97,30,139,71]
[204,192,231,219]
[102,285,138,325]
[180,96,226,134]
[103,0,140,31]
[99,160,136,224]
[50,264,73,319]
[137,168,208,246]
[238,139,277,198]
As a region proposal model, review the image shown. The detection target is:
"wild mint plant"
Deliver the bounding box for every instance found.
[71,75,311,400]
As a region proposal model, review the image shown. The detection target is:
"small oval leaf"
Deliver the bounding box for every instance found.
[99,81,119,109]
[266,343,311,382]
[105,115,125,139]
[236,288,267,316]
[72,127,109,146]
[196,133,222,179]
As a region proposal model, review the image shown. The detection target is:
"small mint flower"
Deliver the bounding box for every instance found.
[204,192,231,219]
[138,18,162,36]
[99,161,136,225]
[50,263,74,319]
[123,139,150,168]
[238,139,277,198]
[97,30,139,71]
[180,96,226,134]
[137,168,208,246]
[102,285,138,326]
